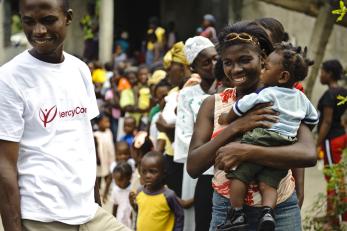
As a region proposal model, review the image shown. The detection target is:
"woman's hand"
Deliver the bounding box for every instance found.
[230,102,279,135]
[215,103,278,172]
[215,142,250,172]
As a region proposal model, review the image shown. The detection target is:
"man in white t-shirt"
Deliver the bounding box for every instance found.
[0,0,130,231]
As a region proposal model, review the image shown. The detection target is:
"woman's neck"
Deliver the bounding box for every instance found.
[328,81,338,88]
[200,78,214,93]
[236,85,259,99]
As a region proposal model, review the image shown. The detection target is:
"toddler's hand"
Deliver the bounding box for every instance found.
[129,191,137,208]
[218,113,229,125]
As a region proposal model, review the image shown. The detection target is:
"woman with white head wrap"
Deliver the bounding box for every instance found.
[174,36,218,231]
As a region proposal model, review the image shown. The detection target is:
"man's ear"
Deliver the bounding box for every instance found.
[279,71,290,84]
[66,9,73,25]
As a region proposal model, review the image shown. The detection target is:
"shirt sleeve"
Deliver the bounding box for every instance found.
[232,92,268,116]
[79,62,99,120]
[174,90,195,163]
[164,188,184,231]
[0,79,25,142]
[303,99,319,125]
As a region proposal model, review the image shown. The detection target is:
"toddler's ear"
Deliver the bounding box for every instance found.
[279,71,290,84]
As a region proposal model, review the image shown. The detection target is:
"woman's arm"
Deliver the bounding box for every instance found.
[316,106,333,147]
[215,124,317,172]
[292,168,304,208]
[187,97,277,178]
[156,139,166,153]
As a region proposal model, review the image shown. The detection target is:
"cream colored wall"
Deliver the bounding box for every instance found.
[240,0,346,106]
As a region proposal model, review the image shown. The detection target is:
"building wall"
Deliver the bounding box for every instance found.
[160,0,229,41]
[64,0,86,58]
[240,0,347,106]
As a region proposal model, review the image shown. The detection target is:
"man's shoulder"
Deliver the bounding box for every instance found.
[0,51,31,85]
[0,50,28,71]
[64,52,88,69]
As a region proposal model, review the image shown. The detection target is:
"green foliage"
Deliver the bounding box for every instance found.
[303,149,347,231]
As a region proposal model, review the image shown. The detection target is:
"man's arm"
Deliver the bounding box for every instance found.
[0,140,21,231]
[94,178,101,206]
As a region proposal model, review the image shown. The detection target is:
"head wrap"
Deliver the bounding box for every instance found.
[163,42,189,69]
[148,70,167,86]
[203,14,216,24]
[184,36,214,65]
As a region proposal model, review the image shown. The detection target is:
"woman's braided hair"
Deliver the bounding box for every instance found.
[274,43,314,83]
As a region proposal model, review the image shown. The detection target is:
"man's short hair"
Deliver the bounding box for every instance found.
[19,0,70,12]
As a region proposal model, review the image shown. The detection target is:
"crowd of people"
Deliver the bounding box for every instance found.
[0,0,347,231]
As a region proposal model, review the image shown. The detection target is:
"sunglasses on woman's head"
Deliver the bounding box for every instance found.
[224,32,260,47]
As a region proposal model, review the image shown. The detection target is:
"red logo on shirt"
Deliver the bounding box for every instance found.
[39,105,58,127]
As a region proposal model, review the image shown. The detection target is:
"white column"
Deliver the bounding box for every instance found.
[99,0,114,64]
[0,1,4,64]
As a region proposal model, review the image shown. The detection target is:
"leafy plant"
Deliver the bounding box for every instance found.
[303,149,347,231]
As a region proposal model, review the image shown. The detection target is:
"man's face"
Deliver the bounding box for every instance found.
[20,0,72,61]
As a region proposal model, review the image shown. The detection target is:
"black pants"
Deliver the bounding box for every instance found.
[163,154,184,198]
[194,175,214,231]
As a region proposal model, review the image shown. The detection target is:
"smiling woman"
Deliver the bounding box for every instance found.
[187,21,316,231]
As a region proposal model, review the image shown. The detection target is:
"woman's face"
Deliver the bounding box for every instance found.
[221,44,262,95]
[193,47,218,82]
[319,68,330,85]
[167,62,185,87]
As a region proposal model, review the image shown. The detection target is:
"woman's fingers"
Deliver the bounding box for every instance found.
[251,102,273,111]
[253,107,278,116]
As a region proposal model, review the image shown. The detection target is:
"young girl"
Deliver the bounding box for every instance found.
[131,151,184,231]
[103,141,135,203]
[94,114,115,188]
[217,43,318,230]
[111,161,133,228]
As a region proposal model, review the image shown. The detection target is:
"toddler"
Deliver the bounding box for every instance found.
[103,141,135,202]
[94,114,115,188]
[131,151,184,231]
[111,162,133,228]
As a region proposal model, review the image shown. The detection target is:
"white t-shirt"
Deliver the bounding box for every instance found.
[111,184,132,228]
[0,51,99,224]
